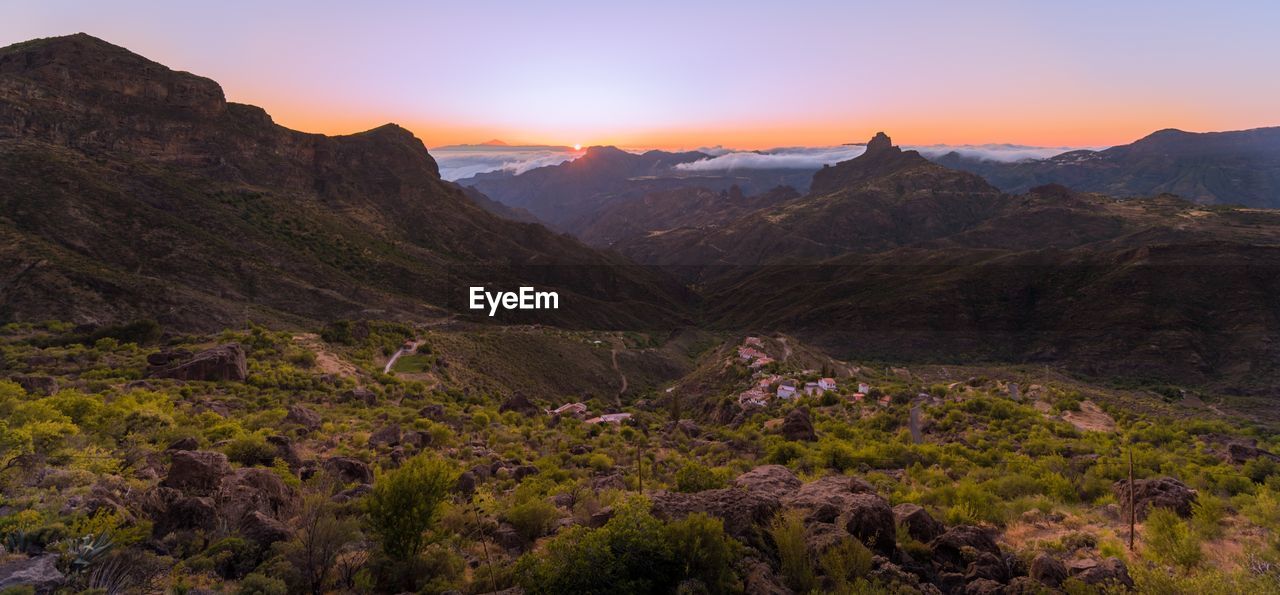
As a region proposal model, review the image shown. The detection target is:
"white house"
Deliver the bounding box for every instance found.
[819,378,837,391]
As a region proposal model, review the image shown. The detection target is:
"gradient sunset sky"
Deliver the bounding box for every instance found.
[4,0,1278,149]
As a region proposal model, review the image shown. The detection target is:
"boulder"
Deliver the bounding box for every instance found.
[844,493,897,553]
[653,467,802,541]
[514,465,539,481]
[964,551,1008,583]
[1029,553,1067,588]
[13,375,57,396]
[734,465,803,500]
[781,407,817,441]
[161,450,230,494]
[893,503,944,543]
[928,526,1001,573]
[1067,557,1133,588]
[419,404,446,419]
[343,388,378,405]
[220,467,297,517]
[454,471,478,496]
[1113,476,1197,519]
[1228,442,1280,464]
[323,456,373,485]
[240,510,292,548]
[961,578,1004,595]
[0,554,65,592]
[498,392,539,416]
[266,435,302,469]
[148,488,218,535]
[166,436,200,451]
[742,557,791,595]
[150,344,247,381]
[368,424,402,448]
[588,506,615,528]
[285,405,323,432]
[332,484,372,504]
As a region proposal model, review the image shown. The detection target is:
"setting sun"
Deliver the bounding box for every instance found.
[573,143,582,151]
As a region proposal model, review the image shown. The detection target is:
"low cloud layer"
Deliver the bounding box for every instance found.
[433,145,580,181]
[436,142,1089,180]
[675,143,1084,172]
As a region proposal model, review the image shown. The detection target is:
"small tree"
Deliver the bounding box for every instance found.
[366,455,456,561]
[283,493,361,595]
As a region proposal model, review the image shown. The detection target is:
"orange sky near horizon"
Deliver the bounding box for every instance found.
[6,0,1280,152]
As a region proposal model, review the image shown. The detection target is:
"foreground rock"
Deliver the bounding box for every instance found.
[781,407,817,441]
[1113,476,1197,519]
[0,554,65,592]
[149,344,248,381]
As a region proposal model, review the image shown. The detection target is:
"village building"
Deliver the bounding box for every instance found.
[858,382,871,394]
[548,403,588,417]
[851,392,866,402]
[803,382,823,396]
[777,384,798,400]
[585,412,632,424]
[819,378,837,391]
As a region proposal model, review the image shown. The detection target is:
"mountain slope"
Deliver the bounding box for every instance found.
[573,184,799,249]
[0,34,690,330]
[933,127,1280,207]
[456,146,815,231]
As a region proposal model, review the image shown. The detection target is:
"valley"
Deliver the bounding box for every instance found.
[1,31,1279,595]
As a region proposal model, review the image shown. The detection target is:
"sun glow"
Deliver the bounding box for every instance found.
[573,143,582,151]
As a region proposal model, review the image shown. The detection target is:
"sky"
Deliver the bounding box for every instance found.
[4,0,1279,150]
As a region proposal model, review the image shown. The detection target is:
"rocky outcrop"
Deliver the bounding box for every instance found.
[843,493,896,553]
[323,456,374,485]
[1113,476,1197,519]
[285,405,323,432]
[893,503,944,543]
[149,344,247,382]
[368,424,402,448]
[652,465,801,540]
[1228,442,1280,464]
[0,554,65,592]
[1066,557,1133,588]
[160,450,230,494]
[13,375,57,395]
[928,526,1002,573]
[240,510,292,548]
[1029,553,1067,588]
[498,392,539,416]
[781,407,816,441]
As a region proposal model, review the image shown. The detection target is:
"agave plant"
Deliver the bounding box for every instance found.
[1,529,31,555]
[62,532,115,574]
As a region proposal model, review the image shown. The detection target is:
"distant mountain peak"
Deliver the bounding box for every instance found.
[866,131,894,155]
[479,138,509,146]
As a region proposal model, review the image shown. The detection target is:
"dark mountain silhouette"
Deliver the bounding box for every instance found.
[615,134,1280,392]
[0,34,690,330]
[574,185,799,250]
[933,127,1280,208]
[456,147,816,231]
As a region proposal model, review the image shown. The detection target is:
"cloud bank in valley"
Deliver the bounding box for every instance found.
[675,143,1086,172]
[435,142,1092,180]
[433,145,580,180]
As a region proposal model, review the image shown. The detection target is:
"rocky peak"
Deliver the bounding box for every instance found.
[865,131,894,155]
[0,33,226,119]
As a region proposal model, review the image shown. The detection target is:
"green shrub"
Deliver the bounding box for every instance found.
[666,513,742,594]
[504,497,559,542]
[768,509,815,592]
[236,573,288,595]
[223,435,277,466]
[366,455,456,561]
[674,461,730,493]
[1144,508,1202,570]
[516,500,677,594]
[820,537,873,589]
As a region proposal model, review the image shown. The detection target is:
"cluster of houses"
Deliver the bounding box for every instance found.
[737,337,775,369]
[545,402,633,425]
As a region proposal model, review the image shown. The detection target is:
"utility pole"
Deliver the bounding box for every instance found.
[1128,447,1136,552]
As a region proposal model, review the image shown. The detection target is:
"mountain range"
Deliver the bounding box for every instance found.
[4,34,1280,392]
[934,127,1280,208]
[0,34,688,331]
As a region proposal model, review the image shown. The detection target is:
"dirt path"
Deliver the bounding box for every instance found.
[383,340,421,374]
[777,336,792,362]
[292,334,359,378]
[610,337,627,406]
[909,404,923,444]
[1062,400,1117,432]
